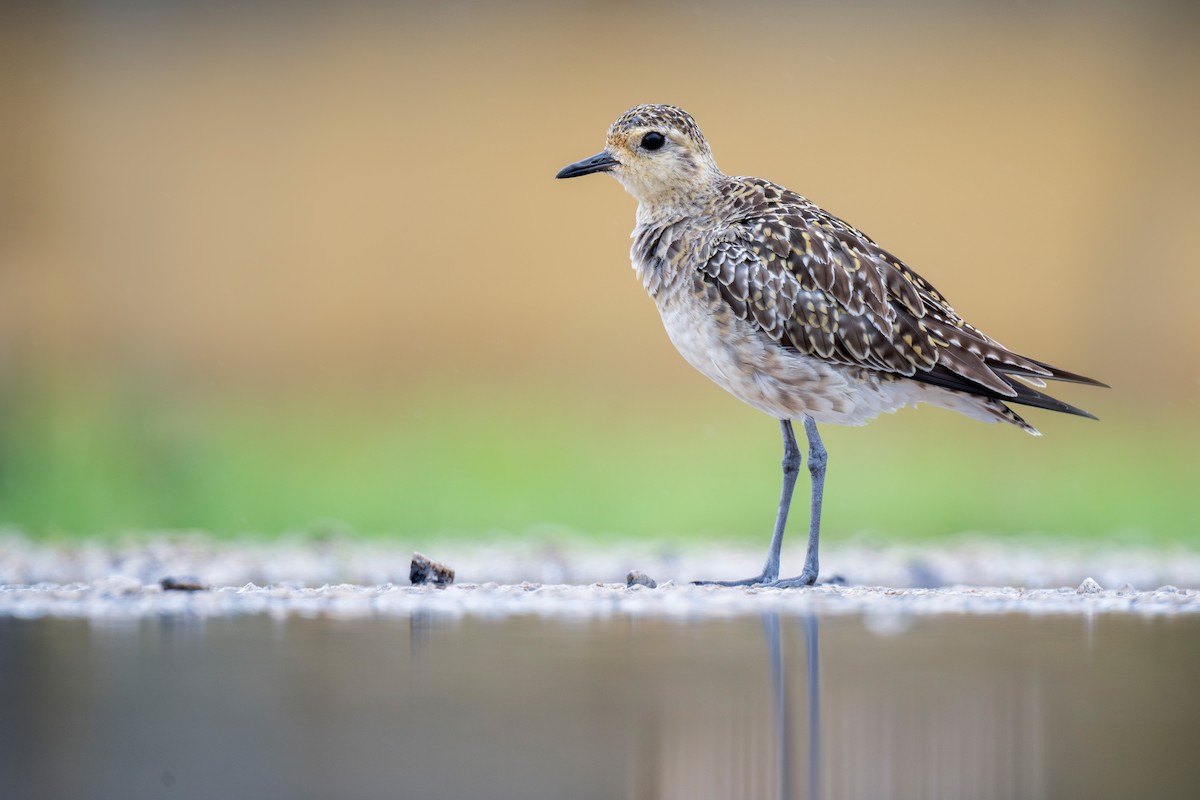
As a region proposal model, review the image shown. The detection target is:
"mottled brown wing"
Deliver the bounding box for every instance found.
[699,180,1061,400]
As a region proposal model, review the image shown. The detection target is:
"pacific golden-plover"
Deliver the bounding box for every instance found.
[556,104,1105,588]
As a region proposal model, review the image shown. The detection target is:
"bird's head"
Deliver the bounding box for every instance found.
[556,104,721,209]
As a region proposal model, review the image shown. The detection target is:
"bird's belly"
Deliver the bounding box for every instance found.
[656,291,915,426]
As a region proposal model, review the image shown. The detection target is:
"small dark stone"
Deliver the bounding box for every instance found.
[410,552,455,586]
[626,570,657,589]
[160,576,208,592]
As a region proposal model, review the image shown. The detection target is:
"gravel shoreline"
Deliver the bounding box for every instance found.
[3,532,1198,618]
[3,579,1198,620]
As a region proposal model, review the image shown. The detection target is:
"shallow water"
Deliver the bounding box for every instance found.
[2,613,1197,800]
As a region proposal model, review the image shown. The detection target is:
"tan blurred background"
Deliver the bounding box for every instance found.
[0,0,1197,539]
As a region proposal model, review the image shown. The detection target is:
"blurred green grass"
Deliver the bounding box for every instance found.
[0,383,1194,547]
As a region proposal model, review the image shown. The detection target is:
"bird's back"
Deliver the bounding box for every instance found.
[634,173,1104,432]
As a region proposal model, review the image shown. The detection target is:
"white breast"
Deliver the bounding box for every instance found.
[654,289,983,427]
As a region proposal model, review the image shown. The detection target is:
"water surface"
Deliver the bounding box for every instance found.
[2,613,1196,799]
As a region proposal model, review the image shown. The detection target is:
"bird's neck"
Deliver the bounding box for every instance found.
[628,174,730,298]
[632,179,723,227]
[631,213,712,299]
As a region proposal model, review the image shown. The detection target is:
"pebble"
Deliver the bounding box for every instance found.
[626,570,658,589]
[161,576,208,592]
[409,552,455,586]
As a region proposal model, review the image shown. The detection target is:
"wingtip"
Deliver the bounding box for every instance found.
[1028,359,1110,389]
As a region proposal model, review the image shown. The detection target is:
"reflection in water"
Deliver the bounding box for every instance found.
[762,613,820,800]
[2,613,1199,800]
[646,611,1059,800]
[651,614,820,800]
[803,616,819,800]
[764,613,793,800]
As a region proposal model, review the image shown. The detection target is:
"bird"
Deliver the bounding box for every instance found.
[555,104,1105,588]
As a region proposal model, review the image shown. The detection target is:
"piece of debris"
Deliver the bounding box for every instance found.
[1076,577,1103,594]
[160,576,208,592]
[626,570,657,589]
[410,552,455,586]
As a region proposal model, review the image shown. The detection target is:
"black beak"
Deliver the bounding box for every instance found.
[555,150,620,179]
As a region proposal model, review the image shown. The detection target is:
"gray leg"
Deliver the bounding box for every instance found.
[694,419,801,587]
[771,417,826,588]
[761,418,802,582]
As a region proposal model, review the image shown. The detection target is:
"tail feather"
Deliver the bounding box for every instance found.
[911,361,1101,422]
[1002,378,1099,420]
[1021,359,1110,388]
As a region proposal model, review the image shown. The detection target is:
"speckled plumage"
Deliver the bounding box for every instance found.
[557,103,1104,587]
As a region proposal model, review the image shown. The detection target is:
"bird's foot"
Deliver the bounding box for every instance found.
[692,573,773,588]
[692,572,818,589]
[693,570,819,588]
[767,570,818,589]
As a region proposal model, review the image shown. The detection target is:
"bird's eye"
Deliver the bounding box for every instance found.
[641,132,666,151]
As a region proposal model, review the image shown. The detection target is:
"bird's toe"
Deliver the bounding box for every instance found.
[768,572,818,589]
